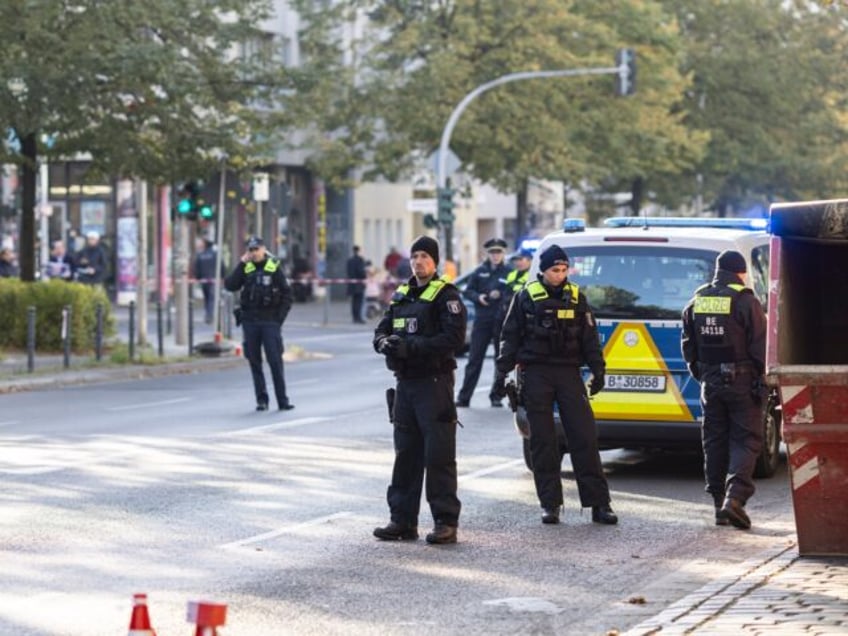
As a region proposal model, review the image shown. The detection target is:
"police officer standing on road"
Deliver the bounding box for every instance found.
[496,244,618,526]
[681,250,766,529]
[491,247,533,399]
[225,236,295,412]
[456,237,512,408]
[373,236,467,545]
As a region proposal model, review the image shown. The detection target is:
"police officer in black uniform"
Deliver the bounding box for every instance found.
[456,237,512,408]
[497,244,618,526]
[682,250,766,529]
[373,235,467,545]
[224,236,294,412]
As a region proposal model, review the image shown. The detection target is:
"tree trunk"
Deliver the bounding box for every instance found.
[629,176,644,216]
[19,132,38,282]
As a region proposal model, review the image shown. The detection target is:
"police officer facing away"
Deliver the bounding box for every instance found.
[373,236,467,545]
[497,245,618,526]
[225,236,295,412]
[456,237,512,408]
[681,250,766,530]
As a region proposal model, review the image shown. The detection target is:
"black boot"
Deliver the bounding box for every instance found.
[425,524,457,544]
[591,504,618,525]
[721,497,751,530]
[541,508,560,524]
[373,521,418,541]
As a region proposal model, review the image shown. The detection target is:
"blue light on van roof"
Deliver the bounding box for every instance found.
[603,216,769,231]
[519,238,541,251]
[562,218,586,233]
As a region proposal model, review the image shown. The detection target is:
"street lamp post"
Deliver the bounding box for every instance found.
[435,58,632,261]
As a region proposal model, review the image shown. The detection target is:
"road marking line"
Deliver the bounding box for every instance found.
[459,459,524,483]
[106,398,191,412]
[216,416,331,436]
[220,511,354,549]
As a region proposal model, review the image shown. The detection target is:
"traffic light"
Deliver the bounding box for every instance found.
[198,200,214,220]
[176,182,200,221]
[423,213,438,228]
[615,48,636,96]
[437,186,455,225]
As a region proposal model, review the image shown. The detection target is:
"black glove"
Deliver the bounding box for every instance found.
[492,370,508,399]
[376,335,396,355]
[589,373,605,396]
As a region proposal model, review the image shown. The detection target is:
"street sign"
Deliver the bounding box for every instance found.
[406,198,437,213]
[253,173,270,202]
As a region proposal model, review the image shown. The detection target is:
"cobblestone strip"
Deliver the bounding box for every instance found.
[621,543,797,635]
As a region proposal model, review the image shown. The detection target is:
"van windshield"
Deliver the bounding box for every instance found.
[566,245,717,320]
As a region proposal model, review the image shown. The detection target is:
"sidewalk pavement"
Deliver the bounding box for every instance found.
[621,545,848,635]
[2,299,847,634]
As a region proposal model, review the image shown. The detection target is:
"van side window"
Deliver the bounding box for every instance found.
[750,245,769,308]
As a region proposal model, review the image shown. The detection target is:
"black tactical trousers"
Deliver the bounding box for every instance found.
[242,321,289,408]
[700,372,764,504]
[524,365,610,509]
[458,315,501,403]
[387,373,461,528]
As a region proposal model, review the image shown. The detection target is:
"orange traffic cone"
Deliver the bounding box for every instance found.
[128,593,156,636]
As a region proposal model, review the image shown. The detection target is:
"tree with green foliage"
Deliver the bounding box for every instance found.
[659,0,848,214]
[0,0,287,281]
[287,0,707,222]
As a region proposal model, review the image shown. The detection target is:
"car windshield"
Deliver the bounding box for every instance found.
[565,245,717,319]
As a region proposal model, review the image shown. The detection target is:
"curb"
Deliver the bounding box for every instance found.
[621,542,798,635]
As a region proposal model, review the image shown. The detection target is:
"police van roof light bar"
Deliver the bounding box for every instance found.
[562,218,586,233]
[603,216,768,231]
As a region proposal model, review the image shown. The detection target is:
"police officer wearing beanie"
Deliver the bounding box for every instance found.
[456,237,513,408]
[373,235,467,545]
[682,250,766,530]
[225,236,294,411]
[497,244,618,526]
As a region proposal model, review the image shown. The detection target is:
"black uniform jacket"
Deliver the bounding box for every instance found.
[681,270,766,381]
[224,257,293,324]
[461,260,513,320]
[373,275,467,379]
[497,275,604,377]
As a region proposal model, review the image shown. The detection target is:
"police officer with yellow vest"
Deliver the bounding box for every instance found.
[225,236,294,412]
[373,236,467,545]
[491,247,534,399]
[497,245,618,526]
[681,250,766,530]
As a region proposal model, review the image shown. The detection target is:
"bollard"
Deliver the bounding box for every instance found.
[186,600,227,636]
[188,283,194,356]
[156,301,164,357]
[128,300,136,362]
[26,306,36,373]
[62,305,72,369]
[95,303,103,361]
[166,297,173,335]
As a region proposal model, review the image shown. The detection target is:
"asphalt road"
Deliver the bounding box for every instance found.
[0,325,797,635]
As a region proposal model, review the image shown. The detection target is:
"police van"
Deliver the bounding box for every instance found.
[513,216,781,478]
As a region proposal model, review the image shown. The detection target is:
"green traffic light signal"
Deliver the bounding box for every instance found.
[199,203,214,220]
[437,187,455,225]
[177,197,194,215]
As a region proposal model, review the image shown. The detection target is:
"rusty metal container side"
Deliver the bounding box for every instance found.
[767,198,848,556]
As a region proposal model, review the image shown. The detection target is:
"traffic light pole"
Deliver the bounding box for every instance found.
[212,163,226,337]
[435,61,629,261]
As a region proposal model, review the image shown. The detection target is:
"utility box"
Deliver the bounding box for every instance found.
[767,198,848,556]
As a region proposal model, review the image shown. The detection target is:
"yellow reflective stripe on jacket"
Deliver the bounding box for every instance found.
[693,296,732,314]
[244,259,279,274]
[392,276,448,304]
[526,280,579,304]
[728,283,745,292]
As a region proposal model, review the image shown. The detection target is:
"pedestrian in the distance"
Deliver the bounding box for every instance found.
[456,237,512,407]
[347,245,367,324]
[681,250,766,529]
[75,231,108,286]
[195,238,224,324]
[224,236,295,412]
[0,247,18,278]
[372,235,467,545]
[44,240,75,281]
[496,244,618,526]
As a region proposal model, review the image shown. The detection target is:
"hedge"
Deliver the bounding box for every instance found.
[0,279,116,352]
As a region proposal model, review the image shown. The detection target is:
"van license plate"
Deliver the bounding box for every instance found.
[604,374,666,392]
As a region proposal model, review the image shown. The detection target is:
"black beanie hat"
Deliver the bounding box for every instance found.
[539,244,569,272]
[410,235,439,265]
[716,250,747,274]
